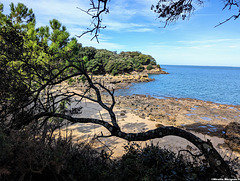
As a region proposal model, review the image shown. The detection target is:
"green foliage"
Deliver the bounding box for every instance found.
[0,132,231,181]
[1,2,160,78]
[2,2,161,78]
[81,48,159,75]
[0,127,113,181]
[0,2,80,128]
[8,2,35,30]
[79,46,97,61]
[82,55,88,62]
[67,77,76,86]
[86,58,104,74]
[111,69,118,76]
[116,143,215,181]
[0,2,80,77]
[77,75,87,83]
[146,64,153,70]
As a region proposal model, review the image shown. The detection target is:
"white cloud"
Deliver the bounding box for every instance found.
[104,21,154,32]
[128,28,154,32]
[77,34,126,51]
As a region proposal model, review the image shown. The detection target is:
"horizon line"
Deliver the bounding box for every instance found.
[160,64,240,68]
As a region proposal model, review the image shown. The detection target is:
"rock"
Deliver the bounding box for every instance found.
[120,112,125,116]
[156,110,165,116]
[155,119,162,122]
[110,80,121,84]
[142,74,148,78]
[224,122,240,152]
[146,107,153,112]
[161,117,170,123]
[186,145,193,151]
[149,115,155,121]
[168,115,176,122]
[155,123,164,128]
[155,117,169,123]
[139,113,145,119]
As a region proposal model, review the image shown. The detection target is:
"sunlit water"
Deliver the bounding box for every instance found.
[115,65,240,105]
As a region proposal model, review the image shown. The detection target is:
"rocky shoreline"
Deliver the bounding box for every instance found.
[90,67,168,90]
[108,94,240,152]
[70,70,240,153]
[93,72,240,153]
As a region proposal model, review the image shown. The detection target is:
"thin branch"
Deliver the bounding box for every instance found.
[215,12,240,27]
[93,82,116,109]
[93,134,115,159]
[177,149,203,158]
[76,0,109,42]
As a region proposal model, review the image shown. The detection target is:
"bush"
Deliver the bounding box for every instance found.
[114,143,213,181]
[111,69,118,76]
[0,127,113,181]
[146,64,153,70]
[67,77,76,85]
[134,64,144,72]
[0,129,236,181]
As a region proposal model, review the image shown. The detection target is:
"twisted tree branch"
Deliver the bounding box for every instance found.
[33,112,232,177]
[8,59,233,177]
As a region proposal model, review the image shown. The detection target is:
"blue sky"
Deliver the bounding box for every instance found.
[2,0,240,66]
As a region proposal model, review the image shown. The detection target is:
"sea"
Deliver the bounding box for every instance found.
[115,65,240,105]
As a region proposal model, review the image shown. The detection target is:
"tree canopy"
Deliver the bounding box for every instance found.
[0,2,159,129]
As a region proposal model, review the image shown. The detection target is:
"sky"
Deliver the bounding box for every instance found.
[2,0,240,66]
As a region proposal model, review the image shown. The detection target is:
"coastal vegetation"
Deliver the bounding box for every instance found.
[0,2,238,180]
[0,129,223,181]
[0,2,158,77]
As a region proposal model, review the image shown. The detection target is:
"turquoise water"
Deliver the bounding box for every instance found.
[115,65,240,105]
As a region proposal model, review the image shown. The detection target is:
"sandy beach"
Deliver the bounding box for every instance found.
[55,74,240,176]
[59,98,240,159]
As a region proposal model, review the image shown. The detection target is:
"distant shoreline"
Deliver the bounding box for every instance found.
[161,64,240,68]
[114,65,240,106]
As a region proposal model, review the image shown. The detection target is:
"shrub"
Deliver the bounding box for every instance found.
[0,127,113,181]
[146,64,153,70]
[114,143,225,181]
[134,64,144,72]
[0,130,237,181]
[67,77,76,85]
[111,69,118,76]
